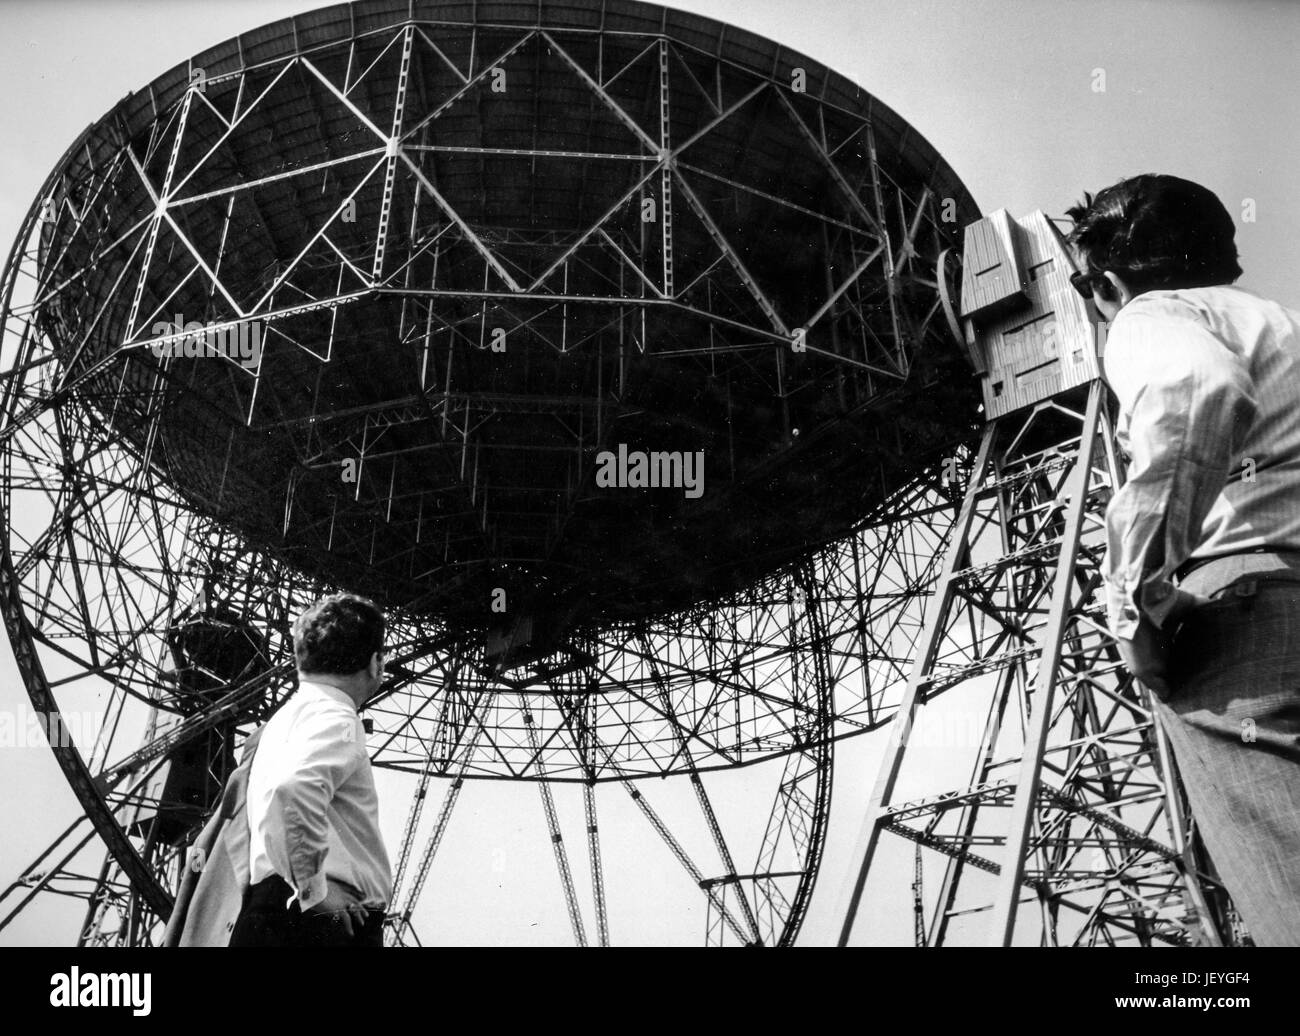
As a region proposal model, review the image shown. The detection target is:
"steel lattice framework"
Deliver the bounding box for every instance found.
[836,211,1246,947]
[0,0,983,946]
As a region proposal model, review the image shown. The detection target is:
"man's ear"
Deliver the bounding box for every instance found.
[1100,271,1135,306]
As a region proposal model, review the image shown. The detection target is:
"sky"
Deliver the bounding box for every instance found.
[0,0,1297,947]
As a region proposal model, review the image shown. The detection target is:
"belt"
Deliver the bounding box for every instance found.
[1174,546,1300,583]
[246,874,384,916]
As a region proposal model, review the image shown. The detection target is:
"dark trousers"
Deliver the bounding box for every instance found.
[229,874,385,947]
[1163,551,1300,947]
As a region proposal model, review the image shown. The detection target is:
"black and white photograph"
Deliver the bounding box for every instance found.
[0,0,1294,1013]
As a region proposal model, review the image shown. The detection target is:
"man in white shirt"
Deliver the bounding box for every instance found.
[1068,173,1300,946]
[232,593,393,947]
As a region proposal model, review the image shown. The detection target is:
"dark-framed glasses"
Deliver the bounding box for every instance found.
[1069,269,1104,300]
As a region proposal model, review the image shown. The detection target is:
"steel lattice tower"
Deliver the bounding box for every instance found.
[0,0,984,946]
[836,210,1244,947]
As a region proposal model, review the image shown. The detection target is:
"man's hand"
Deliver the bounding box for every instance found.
[1115,611,1177,698]
[303,883,369,938]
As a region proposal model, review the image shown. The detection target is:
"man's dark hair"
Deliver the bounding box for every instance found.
[1065,173,1242,295]
[292,593,385,675]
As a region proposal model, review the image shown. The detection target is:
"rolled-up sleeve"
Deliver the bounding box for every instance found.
[1102,308,1258,639]
[260,706,362,910]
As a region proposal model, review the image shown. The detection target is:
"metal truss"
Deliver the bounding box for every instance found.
[20,7,976,631]
[837,381,1242,946]
[0,1,981,946]
[0,357,963,944]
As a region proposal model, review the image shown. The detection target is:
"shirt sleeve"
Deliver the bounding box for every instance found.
[261,704,363,910]
[1101,307,1258,639]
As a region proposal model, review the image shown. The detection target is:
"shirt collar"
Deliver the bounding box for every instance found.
[298,679,361,713]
